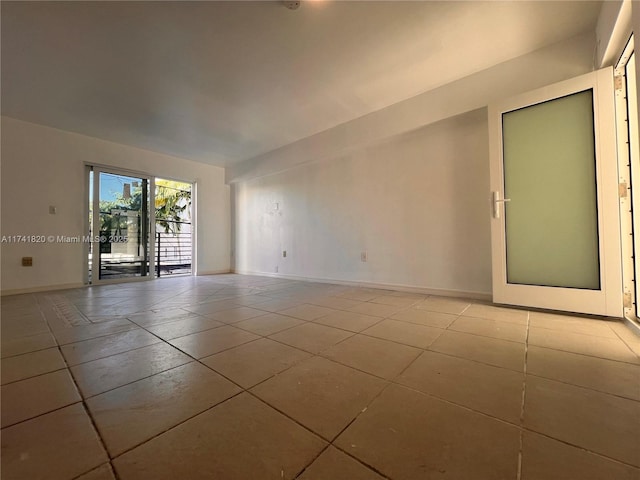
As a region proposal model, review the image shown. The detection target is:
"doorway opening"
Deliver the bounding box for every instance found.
[86,167,194,284]
[155,179,193,277]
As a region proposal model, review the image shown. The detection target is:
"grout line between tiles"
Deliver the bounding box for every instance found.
[0,399,85,430]
[519,426,640,470]
[523,343,640,366]
[524,372,640,403]
[516,310,531,480]
[232,358,397,479]
[107,389,247,461]
[291,443,334,480]
[608,320,640,362]
[324,382,396,480]
[0,365,69,387]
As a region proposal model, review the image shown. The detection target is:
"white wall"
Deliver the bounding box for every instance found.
[0,116,230,294]
[232,32,597,298]
[227,32,596,184]
[595,0,631,67]
[235,109,492,297]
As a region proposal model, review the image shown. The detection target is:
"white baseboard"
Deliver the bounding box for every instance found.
[232,269,492,301]
[1,282,86,296]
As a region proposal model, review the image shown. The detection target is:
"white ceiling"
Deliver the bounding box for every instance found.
[1,1,601,167]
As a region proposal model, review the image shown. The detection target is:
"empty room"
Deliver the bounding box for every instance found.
[1,1,639,479]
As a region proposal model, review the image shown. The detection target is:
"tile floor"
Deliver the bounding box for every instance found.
[1,274,640,480]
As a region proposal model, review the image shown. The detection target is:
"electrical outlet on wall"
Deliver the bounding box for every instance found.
[361,251,367,262]
[283,250,287,258]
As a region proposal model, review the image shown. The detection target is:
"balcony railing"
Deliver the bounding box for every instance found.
[156,221,192,277]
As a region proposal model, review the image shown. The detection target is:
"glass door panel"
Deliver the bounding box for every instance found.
[502,90,600,289]
[91,169,152,282]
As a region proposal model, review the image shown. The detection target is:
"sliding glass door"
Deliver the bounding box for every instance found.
[89,167,155,283]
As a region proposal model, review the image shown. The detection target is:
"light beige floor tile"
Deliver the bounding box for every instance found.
[527,346,640,400]
[1,316,49,340]
[251,356,386,440]
[250,298,304,312]
[1,332,57,358]
[169,325,260,358]
[182,300,240,316]
[334,384,520,480]
[234,313,304,336]
[415,296,471,315]
[397,351,524,423]
[529,312,618,338]
[524,376,640,466]
[528,327,640,364]
[61,329,161,366]
[337,290,381,302]
[71,342,192,397]
[369,295,420,307]
[461,303,528,325]
[113,393,326,480]
[228,294,273,306]
[609,321,640,358]
[386,292,428,300]
[322,335,421,380]
[449,316,527,343]
[1,369,81,427]
[76,464,117,480]
[521,430,640,480]
[209,306,268,323]
[1,347,67,385]
[346,302,405,318]
[308,297,362,310]
[128,309,203,327]
[313,311,382,332]
[269,323,353,354]
[298,446,384,480]
[362,319,443,349]
[202,338,312,388]
[87,362,241,456]
[390,309,457,328]
[146,316,224,340]
[429,330,525,371]
[278,304,337,321]
[52,318,138,345]
[0,404,108,480]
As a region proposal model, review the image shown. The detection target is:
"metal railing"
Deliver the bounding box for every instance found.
[155,221,192,276]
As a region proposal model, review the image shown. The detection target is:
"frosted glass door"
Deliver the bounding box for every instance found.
[502,90,600,290]
[489,68,622,316]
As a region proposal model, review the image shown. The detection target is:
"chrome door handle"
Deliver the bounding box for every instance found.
[493,191,511,218]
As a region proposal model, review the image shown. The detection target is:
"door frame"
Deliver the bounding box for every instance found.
[488,68,623,317]
[615,36,636,319]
